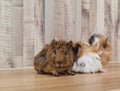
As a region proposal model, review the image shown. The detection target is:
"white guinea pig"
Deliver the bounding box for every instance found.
[72,41,106,73]
[72,53,104,73]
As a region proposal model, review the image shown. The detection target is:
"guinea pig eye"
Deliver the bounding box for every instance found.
[64,51,67,55]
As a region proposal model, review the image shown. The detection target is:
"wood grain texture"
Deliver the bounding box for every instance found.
[104,0,112,36]
[11,0,23,56]
[53,0,64,40]
[11,0,23,67]
[0,0,12,68]
[34,0,44,56]
[117,0,120,61]
[89,0,97,35]
[97,0,104,34]
[109,89,120,91]
[0,63,120,91]
[12,56,23,68]
[23,0,34,67]
[74,0,81,41]
[64,0,75,41]
[81,0,89,41]
[45,0,55,43]
[111,0,118,61]
[0,0,120,68]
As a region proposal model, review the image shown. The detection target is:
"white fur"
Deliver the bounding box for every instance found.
[92,37,99,45]
[72,53,103,73]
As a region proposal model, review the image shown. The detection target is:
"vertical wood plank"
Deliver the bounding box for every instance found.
[12,56,23,68]
[89,0,97,35]
[0,56,12,68]
[117,0,120,61]
[23,0,34,67]
[54,0,66,40]
[81,0,89,41]
[0,0,13,68]
[104,0,112,37]
[11,0,23,68]
[34,0,44,56]
[45,0,55,43]
[64,0,75,41]
[96,0,104,34]
[74,0,81,41]
[111,0,118,61]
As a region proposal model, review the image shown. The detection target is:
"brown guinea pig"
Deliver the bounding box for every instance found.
[34,39,75,76]
[88,34,112,67]
[34,39,57,74]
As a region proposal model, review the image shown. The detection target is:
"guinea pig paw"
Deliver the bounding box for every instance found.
[52,72,60,76]
[53,73,60,76]
[37,71,44,74]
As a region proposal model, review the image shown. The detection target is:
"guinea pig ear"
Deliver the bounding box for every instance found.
[51,39,56,43]
[67,40,73,48]
[89,34,97,45]
[103,37,108,48]
[73,43,81,56]
[51,39,57,45]
[88,34,98,45]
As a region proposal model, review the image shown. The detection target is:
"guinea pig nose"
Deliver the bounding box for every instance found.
[57,61,63,64]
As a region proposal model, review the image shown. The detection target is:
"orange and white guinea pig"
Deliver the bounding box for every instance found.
[72,34,112,73]
[72,41,104,73]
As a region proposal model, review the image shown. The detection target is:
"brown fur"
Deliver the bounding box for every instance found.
[34,39,57,73]
[34,39,75,76]
[94,34,112,67]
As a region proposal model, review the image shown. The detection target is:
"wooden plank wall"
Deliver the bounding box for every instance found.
[12,0,23,68]
[0,0,120,68]
[0,0,13,68]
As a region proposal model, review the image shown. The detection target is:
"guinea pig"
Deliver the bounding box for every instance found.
[72,41,104,73]
[34,39,75,76]
[34,39,57,74]
[89,34,112,67]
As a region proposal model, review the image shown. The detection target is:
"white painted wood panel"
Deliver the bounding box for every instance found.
[0,0,120,68]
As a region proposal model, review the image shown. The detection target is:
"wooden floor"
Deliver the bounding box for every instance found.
[0,63,120,91]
